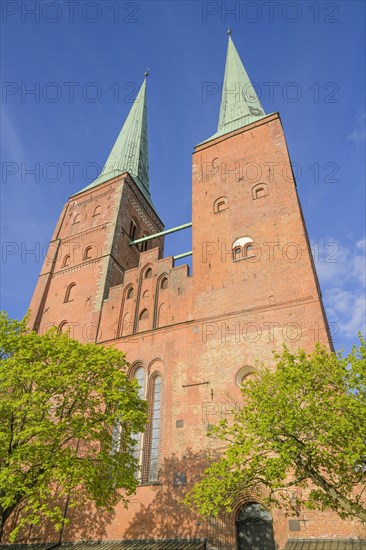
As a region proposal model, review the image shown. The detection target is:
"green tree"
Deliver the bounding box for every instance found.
[0,312,147,541]
[185,339,366,521]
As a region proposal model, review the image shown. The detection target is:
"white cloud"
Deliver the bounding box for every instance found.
[313,237,366,343]
[314,238,365,288]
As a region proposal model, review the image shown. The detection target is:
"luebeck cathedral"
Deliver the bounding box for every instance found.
[8,35,366,550]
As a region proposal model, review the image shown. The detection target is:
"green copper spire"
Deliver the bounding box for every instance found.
[75,76,152,205]
[201,33,267,143]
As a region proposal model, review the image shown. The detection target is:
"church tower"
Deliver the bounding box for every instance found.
[24,35,364,550]
[29,76,164,342]
[191,34,330,346]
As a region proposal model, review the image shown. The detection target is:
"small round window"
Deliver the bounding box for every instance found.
[235,366,256,387]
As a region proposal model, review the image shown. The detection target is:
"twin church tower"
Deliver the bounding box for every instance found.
[27,35,361,549]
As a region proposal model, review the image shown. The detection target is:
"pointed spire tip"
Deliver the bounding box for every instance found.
[215,31,266,138]
[227,27,232,37]
[77,74,150,199]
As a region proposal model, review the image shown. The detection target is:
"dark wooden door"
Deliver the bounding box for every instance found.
[236,503,275,550]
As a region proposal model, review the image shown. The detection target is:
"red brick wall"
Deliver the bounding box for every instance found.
[22,117,365,548]
[29,174,164,343]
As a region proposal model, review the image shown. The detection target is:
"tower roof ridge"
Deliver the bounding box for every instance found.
[73,77,153,208]
[200,36,268,144]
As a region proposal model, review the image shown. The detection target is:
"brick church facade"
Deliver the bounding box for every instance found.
[20,35,365,549]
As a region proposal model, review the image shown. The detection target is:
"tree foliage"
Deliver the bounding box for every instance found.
[0,312,147,540]
[185,338,366,521]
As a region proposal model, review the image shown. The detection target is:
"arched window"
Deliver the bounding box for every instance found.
[72,213,81,224]
[233,246,242,261]
[160,277,168,290]
[213,196,228,214]
[93,205,101,217]
[148,375,162,482]
[144,267,152,279]
[235,366,257,387]
[126,286,134,299]
[64,283,76,303]
[244,244,255,258]
[140,234,149,252]
[138,308,149,332]
[236,502,275,549]
[139,309,149,321]
[111,419,122,454]
[58,320,68,335]
[83,246,93,260]
[113,365,146,457]
[118,366,164,484]
[232,237,255,262]
[135,366,146,398]
[252,183,269,200]
[131,366,147,477]
[62,255,70,268]
[129,219,138,240]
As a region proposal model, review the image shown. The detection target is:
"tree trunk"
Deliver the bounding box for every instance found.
[291,452,366,522]
[0,504,17,542]
[306,465,366,521]
[0,507,5,542]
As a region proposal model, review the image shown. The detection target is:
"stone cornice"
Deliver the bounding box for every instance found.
[54,258,101,277]
[62,224,108,243]
[71,188,114,208]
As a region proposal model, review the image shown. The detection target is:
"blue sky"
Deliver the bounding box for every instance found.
[1,0,365,352]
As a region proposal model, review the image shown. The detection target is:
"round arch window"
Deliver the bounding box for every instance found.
[235,366,256,387]
[126,286,134,299]
[144,267,153,279]
[160,277,168,290]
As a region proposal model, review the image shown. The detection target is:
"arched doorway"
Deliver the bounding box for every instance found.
[236,502,275,550]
